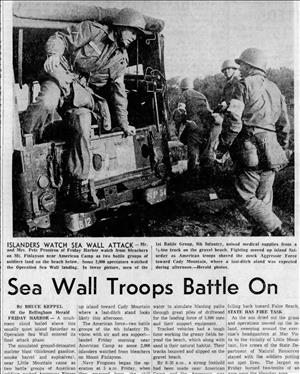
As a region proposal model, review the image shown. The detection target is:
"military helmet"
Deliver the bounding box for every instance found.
[112,8,151,35]
[221,59,238,72]
[180,77,192,90]
[235,48,267,72]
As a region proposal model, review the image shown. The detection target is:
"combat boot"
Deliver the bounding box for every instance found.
[68,178,97,212]
[271,226,288,236]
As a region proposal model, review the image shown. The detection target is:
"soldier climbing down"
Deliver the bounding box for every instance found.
[21,8,150,212]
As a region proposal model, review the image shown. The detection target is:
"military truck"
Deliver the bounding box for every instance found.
[13,3,170,234]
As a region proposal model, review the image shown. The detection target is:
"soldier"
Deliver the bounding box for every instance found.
[178,77,211,127]
[202,60,240,162]
[219,59,240,110]
[22,8,149,211]
[215,48,290,236]
[173,106,207,174]
[176,77,211,172]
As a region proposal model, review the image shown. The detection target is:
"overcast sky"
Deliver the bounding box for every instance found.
[98,1,296,79]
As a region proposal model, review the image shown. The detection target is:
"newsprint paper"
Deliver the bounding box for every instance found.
[1,1,299,374]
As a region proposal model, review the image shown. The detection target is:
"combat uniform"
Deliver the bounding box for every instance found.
[177,89,211,170]
[178,89,210,130]
[178,119,208,172]
[218,69,290,234]
[221,75,240,105]
[204,75,240,160]
[23,21,129,180]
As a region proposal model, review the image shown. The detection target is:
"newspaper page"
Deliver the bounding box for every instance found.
[1,1,299,374]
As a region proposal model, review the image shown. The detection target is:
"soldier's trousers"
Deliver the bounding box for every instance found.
[235,169,282,233]
[202,123,222,160]
[22,80,92,180]
[180,122,207,171]
[22,80,61,136]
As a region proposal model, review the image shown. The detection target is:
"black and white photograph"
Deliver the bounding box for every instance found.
[9,2,295,237]
[1,2,299,374]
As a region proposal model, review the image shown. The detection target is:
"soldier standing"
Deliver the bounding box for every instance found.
[219,59,240,109]
[215,48,290,236]
[176,77,211,172]
[203,60,240,162]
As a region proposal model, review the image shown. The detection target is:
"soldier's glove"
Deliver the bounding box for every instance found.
[123,125,136,138]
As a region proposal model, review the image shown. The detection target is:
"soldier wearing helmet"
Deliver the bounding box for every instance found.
[22,8,147,211]
[220,59,239,107]
[216,48,290,236]
[178,77,211,127]
[176,77,211,172]
[202,59,240,162]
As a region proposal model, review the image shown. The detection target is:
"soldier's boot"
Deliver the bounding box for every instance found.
[271,226,288,236]
[68,178,97,213]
